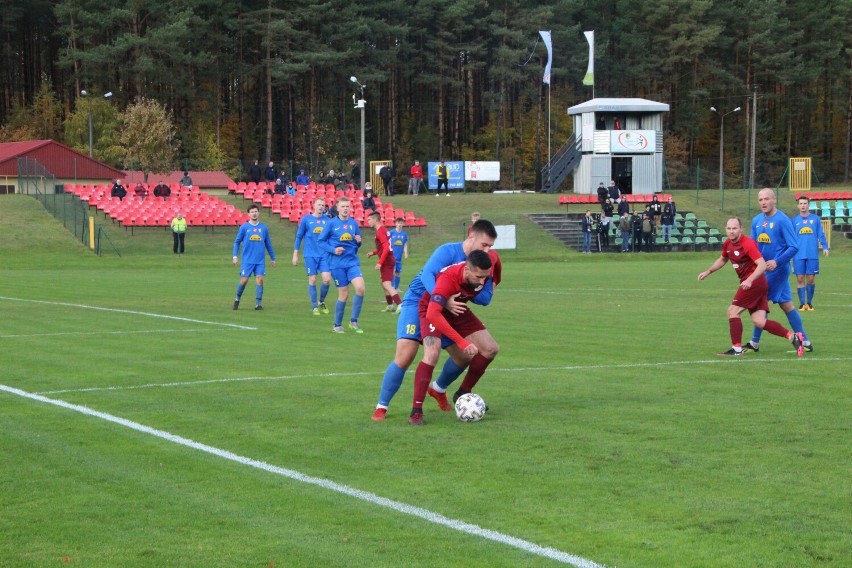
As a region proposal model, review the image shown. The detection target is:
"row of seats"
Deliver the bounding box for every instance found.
[559,193,672,205]
[794,191,852,201]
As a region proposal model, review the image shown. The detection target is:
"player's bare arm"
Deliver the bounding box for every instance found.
[698,256,728,280]
[445,293,467,315]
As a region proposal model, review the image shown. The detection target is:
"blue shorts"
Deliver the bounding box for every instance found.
[240,263,266,278]
[793,258,820,276]
[304,255,329,276]
[331,265,363,287]
[765,264,792,304]
[395,300,456,349]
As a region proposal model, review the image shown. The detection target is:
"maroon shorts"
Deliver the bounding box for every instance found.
[732,277,770,314]
[379,262,394,283]
[420,308,486,343]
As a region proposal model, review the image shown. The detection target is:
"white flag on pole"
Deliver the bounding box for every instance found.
[539,30,552,85]
[583,31,594,86]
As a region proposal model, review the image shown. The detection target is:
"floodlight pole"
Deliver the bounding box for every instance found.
[351,76,366,190]
[81,90,112,158]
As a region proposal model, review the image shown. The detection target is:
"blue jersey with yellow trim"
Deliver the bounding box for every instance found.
[318,215,362,269]
[750,210,798,266]
[791,213,828,260]
[233,221,275,265]
[403,242,493,308]
[294,213,328,258]
[389,229,409,261]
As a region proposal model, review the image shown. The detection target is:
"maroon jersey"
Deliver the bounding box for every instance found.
[722,235,764,283]
[370,227,395,267]
[418,261,486,349]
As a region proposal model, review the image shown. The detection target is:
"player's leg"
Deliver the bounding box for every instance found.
[779,299,809,344]
[348,274,365,331]
[234,271,251,309]
[429,345,467,411]
[795,272,807,309]
[307,272,319,311]
[720,303,747,355]
[319,269,331,313]
[751,310,803,356]
[452,322,499,400]
[410,334,443,424]
[330,268,349,331]
[806,265,817,307]
[254,273,265,308]
[373,313,421,420]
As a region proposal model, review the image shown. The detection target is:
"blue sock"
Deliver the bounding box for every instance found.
[235,283,245,300]
[308,284,318,308]
[750,325,763,345]
[435,358,466,390]
[392,275,400,289]
[334,300,346,327]
[351,294,364,322]
[378,361,407,407]
[256,284,263,305]
[320,283,330,303]
[797,287,806,305]
[785,309,808,341]
[806,284,815,304]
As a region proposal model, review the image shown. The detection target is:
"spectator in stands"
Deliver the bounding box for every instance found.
[318,170,328,183]
[642,212,655,252]
[361,183,377,213]
[648,194,662,224]
[133,183,147,200]
[409,160,423,196]
[153,181,171,200]
[179,171,193,189]
[607,180,621,203]
[327,201,338,218]
[274,177,286,195]
[278,166,289,185]
[631,211,643,252]
[663,195,677,219]
[351,161,361,188]
[618,212,631,252]
[617,195,630,217]
[660,206,675,244]
[264,161,277,182]
[596,182,608,204]
[171,212,187,255]
[379,163,394,196]
[249,159,262,183]
[110,179,127,201]
[295,169,311,186]
[580,210,594,254]
[600,200,613,249]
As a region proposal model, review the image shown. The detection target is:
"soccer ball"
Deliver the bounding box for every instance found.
[454,393,487,422]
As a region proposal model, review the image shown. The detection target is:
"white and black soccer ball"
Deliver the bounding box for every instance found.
[454,393,487,422]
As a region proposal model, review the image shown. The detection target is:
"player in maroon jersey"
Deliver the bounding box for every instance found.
[408,250,496,425]
[366,211,402,312]
[698,217,803,357]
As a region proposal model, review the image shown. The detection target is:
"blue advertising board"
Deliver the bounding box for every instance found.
[427,161,465,191]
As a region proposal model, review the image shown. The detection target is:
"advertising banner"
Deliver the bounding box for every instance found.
[427,161,465,191]
[464,161,501,181]
[610,130,656,154]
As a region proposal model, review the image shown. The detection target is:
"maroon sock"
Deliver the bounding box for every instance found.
[763,319,791,339]
[392,293,402,306]
[385,294,392,306]
[460,354,492,392]
[728,317,743,347]
[412,362,434,411]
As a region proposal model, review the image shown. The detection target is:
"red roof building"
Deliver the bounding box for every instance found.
[0,139,124,195]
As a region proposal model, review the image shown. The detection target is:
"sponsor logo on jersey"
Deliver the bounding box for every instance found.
[732,263,741,269]
[799,226,814,235]
[340,233,353,241]
[757,233,771,243]
[734,250,740,256]
[312,225,323,234]
[249,234,263,241]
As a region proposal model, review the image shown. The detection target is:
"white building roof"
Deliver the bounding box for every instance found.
[568,98,669,115]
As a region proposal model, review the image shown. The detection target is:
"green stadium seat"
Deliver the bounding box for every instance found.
[655,237,666,245]
[833,217,846,225]
[681,236,693,245]
[694,236,707,244]
[708,236,720,245]
[683,220,695,229]
[669,236,679,244]
[695,228,708,236]
[681,228,694,237]
[685,213,697,220]
[697,220,709,228]
[709,228,721,236]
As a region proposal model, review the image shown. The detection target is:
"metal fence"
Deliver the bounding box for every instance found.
[17,157,119,256]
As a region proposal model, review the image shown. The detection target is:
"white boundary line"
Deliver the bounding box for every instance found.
[0,384,609,568]
[0,296,256,331]
[1,328,227,339]
[34,356,850,395]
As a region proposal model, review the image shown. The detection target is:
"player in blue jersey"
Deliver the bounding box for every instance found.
[743,189,812,353]
[292,198,332,316]
[317,196,365,333]
[389,217,409,290]
[792,196,829,311]
[232,204,276,310]
[371,219,498,421]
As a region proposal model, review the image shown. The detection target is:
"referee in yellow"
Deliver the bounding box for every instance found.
[171,212,187,254]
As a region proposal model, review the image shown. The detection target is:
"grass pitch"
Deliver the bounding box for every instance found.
[0,191,849,567]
